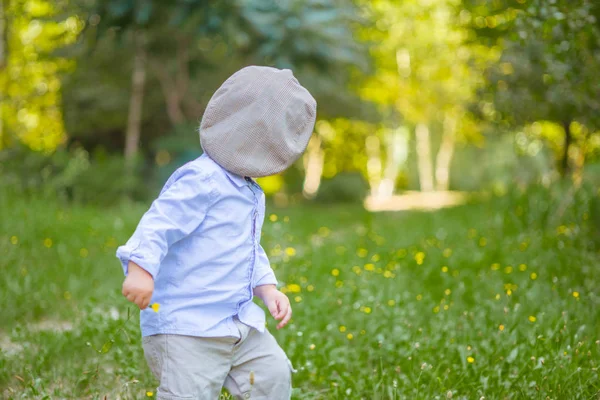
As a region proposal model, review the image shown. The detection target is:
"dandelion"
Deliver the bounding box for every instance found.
[442,266,449,273]
[10,236,18,245]
[346,333,354,340]
[478,237,487,247]
[530,272,538,280]
[491,263,500,271]
[504,266,513,274]
[519,264,527,271]
[495,294,500,300]
[467,356,475,363]
[294,296,302,303]
[444,289,451,296]
[528,316,536,322]
[339,325,346,332]
[364,263,375,271]
[371,254,381,262]
[335,281,343,288]
[286,284,301,293]
[331,268,340,277]
[363,307,372,314]
[307,285,315,292]
[44,238,53,248]
[360,330,366,335]
[357,248,368,258]
[433,306,440,313]
[285,247,296,256]
[573,291,580,298]
[388,300,395,306]
[309,344,316,350]
[146,391,154,397]
[499,324,505,331]
[383,271,394,278]
[443,305,449,310]
[151,303,160,312]
[269,214,278,222]
[415,252,425,265]
[416,294,423,301]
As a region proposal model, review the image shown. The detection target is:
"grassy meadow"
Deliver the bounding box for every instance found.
[0,186,599,399]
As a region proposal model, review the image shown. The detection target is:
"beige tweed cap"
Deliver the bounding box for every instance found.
[199,66,317,177]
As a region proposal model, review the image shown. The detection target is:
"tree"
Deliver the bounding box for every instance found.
[85,0,366,165]
[358,0,488,194]
[0,0,81,151]
[467,0,600,176]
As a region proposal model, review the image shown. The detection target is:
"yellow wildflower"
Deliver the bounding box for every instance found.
[286,284,301,293]
[151,303,160,312]
[467,356,475,363]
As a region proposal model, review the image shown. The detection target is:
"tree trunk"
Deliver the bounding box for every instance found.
[365,134,382,197]
[561,120,572,175]
[415,123,434,191]
[125,32,147,166]
[150,36,191,126]
[302,135,324,199]
[0,0,6,69]
[435,114,458,191]
[378,127,408,197]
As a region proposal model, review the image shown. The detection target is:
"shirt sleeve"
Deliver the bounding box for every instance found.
[116,166,216,278]
[253,244,278,288]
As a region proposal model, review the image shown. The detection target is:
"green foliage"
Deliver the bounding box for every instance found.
[1,187,598,398]
[0,145,149,206]
[0,0,82,151]
[315,172,369,204]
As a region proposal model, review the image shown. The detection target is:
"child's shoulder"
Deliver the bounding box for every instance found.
[164,155,227,187]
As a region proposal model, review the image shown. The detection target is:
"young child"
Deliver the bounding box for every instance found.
[116,66,317,399]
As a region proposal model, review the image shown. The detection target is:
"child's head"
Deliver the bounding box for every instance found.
[199,66,317,177]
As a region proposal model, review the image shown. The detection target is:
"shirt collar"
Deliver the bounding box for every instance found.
[201,153,249,187]
[224,169,248,187]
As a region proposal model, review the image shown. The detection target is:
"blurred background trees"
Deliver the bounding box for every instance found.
[1,0,599,205]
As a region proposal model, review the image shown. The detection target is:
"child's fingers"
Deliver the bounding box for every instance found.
[268,302,279,318]
[126,293,136,303]
[275,299,288,319]
[277,306,292,329]
[141,298,151,309]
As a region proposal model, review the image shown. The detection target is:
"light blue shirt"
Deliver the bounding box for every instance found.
[116,154,277,338]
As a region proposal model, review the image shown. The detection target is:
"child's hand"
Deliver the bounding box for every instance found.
[122,261,154,310]
[254,285,292,329]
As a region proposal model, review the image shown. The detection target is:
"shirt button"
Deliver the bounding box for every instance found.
[244,392,251,399]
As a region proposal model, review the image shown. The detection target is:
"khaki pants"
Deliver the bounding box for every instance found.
[142,319,293,400]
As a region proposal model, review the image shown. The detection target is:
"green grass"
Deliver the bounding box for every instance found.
[1,185,599,399]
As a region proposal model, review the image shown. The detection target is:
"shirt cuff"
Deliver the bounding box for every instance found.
[116,242,159,279]
[253,271,278,288]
